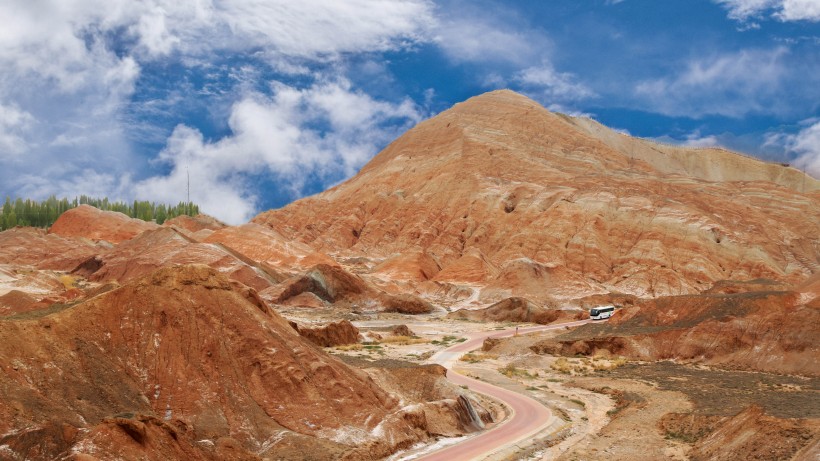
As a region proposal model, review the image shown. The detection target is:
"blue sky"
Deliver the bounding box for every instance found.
[0,0,818,224]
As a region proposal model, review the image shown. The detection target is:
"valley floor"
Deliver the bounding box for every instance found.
[281,307,820,461]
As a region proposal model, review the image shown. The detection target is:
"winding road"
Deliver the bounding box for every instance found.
[416,320,592,461]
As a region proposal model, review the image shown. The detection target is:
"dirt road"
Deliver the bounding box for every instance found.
[417,320,592,461]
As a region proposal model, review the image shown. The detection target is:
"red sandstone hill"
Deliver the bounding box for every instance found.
[0,265,480,460]
[72,226,283,292]
[0,226,102,270]
[253,90,819,300]
[49,204,159,243]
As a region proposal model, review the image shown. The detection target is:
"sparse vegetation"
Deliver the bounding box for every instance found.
[550,355,629,375]
[431,335,467,346]
[335,343,363,351]
[569,398,586,408]
[551,357,573,374]
[380,335,428,345]
[59,275,77,290]
[498,364,537,379]
[460,352,497,363]
[591,355,629,371]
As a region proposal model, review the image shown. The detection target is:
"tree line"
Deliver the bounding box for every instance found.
[0,195,200,230]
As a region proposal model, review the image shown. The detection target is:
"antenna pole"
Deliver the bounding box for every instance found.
[187,166,190,204]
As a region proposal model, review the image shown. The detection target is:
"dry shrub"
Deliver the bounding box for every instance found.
[591,355,628,371]
[59,274,77,289]
[460,352,497,363]
[551,357,573,374]
[499,364,536,379]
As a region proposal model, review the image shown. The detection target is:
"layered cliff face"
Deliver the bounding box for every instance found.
[254,90,819,299]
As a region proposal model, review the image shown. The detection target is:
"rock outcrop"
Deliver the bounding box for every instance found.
[449,296,580,324]
[292,320,361,347]
[391,324,416,337]
[373,248,441,281]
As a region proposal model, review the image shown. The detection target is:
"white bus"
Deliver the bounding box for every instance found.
[590,305,615,320]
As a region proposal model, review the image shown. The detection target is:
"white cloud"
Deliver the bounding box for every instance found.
[516,64,595,102]
[681,131,722,148]
[0,103,35,157]
[714,0,820,22]
[134,80,423,224]
[635,47,789,117]
[778,0,820,21]
[0,0,435,219]
[713,0,779,21]
[434,18,543,65]
[770,120,820,178]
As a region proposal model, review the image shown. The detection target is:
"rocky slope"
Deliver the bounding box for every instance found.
[0,227,103,271]
[660,406,820,461]
[72,226,282,292]
[163,214,226,234]
[0,265,478,460]
[204,223,338,272]
[254,90,819,300]
[0,227,105,310]
[530,284,819,375]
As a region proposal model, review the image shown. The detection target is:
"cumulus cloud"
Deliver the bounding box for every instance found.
[635,47,789,117]
[515,64,595,103]
[134,80,423,224]
[713,0,779,21]
[714,0,820,22]
[788,122,820,178]
[0,0,435,219]
[0,104,35,157]
[766,120,820,178]
[434,17,543,65]
[682,135,721,148]
[778,0,820,21]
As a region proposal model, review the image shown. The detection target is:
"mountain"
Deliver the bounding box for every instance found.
[254,90,819,300]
